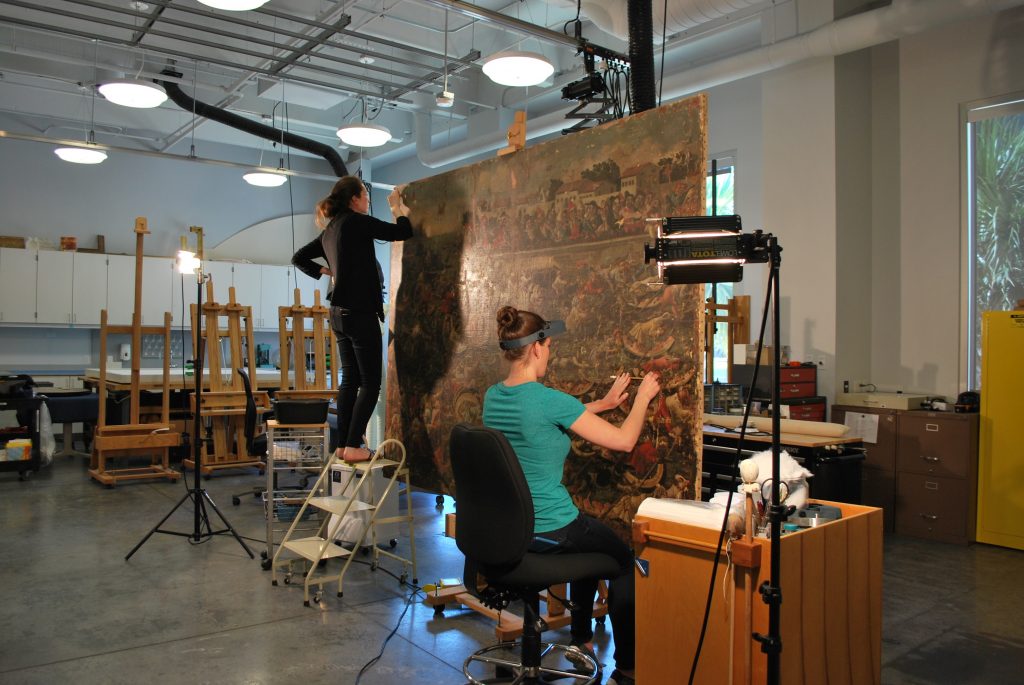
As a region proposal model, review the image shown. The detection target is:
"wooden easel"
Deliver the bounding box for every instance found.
[89,217,181,487]
[705,294,750,383]
[183,280,271,476]
[276,288,336,402]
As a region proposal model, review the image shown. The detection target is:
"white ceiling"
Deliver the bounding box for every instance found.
[0,0,767,175]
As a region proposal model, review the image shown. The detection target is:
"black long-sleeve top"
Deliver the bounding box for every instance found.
[291,211,413,318]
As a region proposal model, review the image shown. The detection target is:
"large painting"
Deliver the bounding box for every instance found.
[386,96,707,540]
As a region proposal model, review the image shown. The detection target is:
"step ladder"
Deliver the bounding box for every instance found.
[270,438,417,606]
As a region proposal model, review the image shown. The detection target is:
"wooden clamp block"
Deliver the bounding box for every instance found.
[730,539,761,569]
[498,111,527,156]
[632,519,650,546]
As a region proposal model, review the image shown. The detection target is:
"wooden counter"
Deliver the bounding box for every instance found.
[634,499,882,684]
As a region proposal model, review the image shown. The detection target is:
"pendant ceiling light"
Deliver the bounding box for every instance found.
[57,46,107,165]
[54,146,107,164]
[196,0,269,10]
[482,51,554,87]
[243,170,288,187]
[337,99,391,147]
[98,79,168,108]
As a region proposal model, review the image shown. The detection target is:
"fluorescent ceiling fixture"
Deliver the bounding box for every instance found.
[243,170,288,187]
[482,51,554,87]
[196,0,269,9]
[336,123,392,148]
[98,79,168,108]
[54,146,107,164]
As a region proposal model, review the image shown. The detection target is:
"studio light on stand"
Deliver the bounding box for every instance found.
[645,214,786,685]
[126,226,254,561]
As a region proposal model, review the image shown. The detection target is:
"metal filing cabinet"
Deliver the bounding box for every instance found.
[895,411,978,544]
[832,404,899,532]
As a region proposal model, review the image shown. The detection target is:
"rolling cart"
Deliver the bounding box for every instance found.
[0,395,42,481]
[262,419,330,569]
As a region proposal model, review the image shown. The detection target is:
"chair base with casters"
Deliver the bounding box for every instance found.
[462,579,605,684]
[449,424,620,685]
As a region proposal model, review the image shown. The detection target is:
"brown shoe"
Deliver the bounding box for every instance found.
[342,446,373,463]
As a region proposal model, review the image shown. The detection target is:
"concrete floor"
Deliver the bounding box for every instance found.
[1,454,1023,685]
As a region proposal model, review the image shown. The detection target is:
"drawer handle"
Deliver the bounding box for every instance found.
[925,423,939,432]
[924,481,939,490]
[920,455,940,463]
[919,513,939,521]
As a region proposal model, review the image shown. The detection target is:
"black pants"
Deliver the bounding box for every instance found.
[329,307,382,449]
[531,513,635,671]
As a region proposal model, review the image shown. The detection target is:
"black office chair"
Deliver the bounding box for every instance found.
[231,368,268,508]
[450,424,618,685]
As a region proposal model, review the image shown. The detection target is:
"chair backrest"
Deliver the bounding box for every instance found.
[236,367,257,454]
[449,424,534,570]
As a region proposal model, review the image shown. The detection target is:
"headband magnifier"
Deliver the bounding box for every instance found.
[499,319,567,350]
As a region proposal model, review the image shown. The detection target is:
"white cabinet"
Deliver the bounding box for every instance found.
[0,248,38,323]
[204,262,233,308]
[36,251,75,325]
[72,252,108,326]
[109,255,170,326]
[230,262,263,324]
[106,254,136,325]
[171,268,199,329]
[296,267,330,309]
[260,265,292,329]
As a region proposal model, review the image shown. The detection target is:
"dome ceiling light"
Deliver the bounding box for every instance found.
[482,51,554,87]
[98,79,168,108]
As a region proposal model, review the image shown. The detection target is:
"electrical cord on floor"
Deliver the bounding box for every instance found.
[687,269,774,685]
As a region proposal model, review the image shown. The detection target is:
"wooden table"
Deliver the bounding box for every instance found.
[83,367,290,390]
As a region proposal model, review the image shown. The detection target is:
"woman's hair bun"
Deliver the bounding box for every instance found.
[496,306,519,331]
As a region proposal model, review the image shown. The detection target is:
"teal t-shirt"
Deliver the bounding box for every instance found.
[482,381,587,534]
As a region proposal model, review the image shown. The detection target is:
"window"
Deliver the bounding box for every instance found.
[706,155,735,216]
[705,154,737,383]
[966,96,1024,388]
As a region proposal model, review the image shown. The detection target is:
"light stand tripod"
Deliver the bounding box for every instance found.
[645,215,783,684]
[126,228,254,560]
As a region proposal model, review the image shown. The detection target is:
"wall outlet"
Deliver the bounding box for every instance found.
[843,380,850,393]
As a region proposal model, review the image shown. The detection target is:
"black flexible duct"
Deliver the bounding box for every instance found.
[158,70,347,177]
[627,0,657,113]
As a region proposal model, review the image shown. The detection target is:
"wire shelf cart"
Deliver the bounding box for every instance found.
[263,420,330,569]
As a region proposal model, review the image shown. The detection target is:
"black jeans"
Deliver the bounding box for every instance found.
[531,513,635,671]
[329,307,383,449]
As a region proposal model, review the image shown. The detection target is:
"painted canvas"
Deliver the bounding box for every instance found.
[386,96,707,540]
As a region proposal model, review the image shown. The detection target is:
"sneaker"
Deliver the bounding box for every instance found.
[605,669,635,685]
[565,642,602,673]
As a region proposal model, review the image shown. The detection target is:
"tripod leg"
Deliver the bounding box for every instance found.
[201,490,255,558]
[125,489,196,560]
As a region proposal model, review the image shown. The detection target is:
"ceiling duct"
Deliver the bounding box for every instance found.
[576,0,766,40]
[628,0,657,113]
[158,70,348,177]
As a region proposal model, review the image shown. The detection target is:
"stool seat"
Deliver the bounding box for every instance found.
[42,391,98,458]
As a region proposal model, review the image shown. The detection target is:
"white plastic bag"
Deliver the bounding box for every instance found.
[38,401,55,467]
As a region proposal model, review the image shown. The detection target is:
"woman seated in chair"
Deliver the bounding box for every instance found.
[482,305,661,685]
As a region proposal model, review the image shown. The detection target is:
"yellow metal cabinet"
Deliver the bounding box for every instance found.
[976,310,1024,550]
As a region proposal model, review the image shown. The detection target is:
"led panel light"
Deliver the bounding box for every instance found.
[54,146,107,164]
[482,51,554,87]
[98,79,168,108]
[243,171,288,187]
[336,123,392,147]
[197,0,269,10]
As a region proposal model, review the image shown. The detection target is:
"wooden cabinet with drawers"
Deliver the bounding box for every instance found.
[895,411,978,544]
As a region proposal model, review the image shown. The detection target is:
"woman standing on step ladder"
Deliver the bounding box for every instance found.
[292,176,412,463]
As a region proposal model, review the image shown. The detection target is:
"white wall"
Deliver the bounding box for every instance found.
[897,8,1024,398]
[762,57,839,401]
[0,137,332,257]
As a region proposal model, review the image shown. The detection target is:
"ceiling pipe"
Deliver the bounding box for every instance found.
[575,0,766,41]
[158,71,348,177]
[653,0,1024,102]
[412,0,1023,168]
